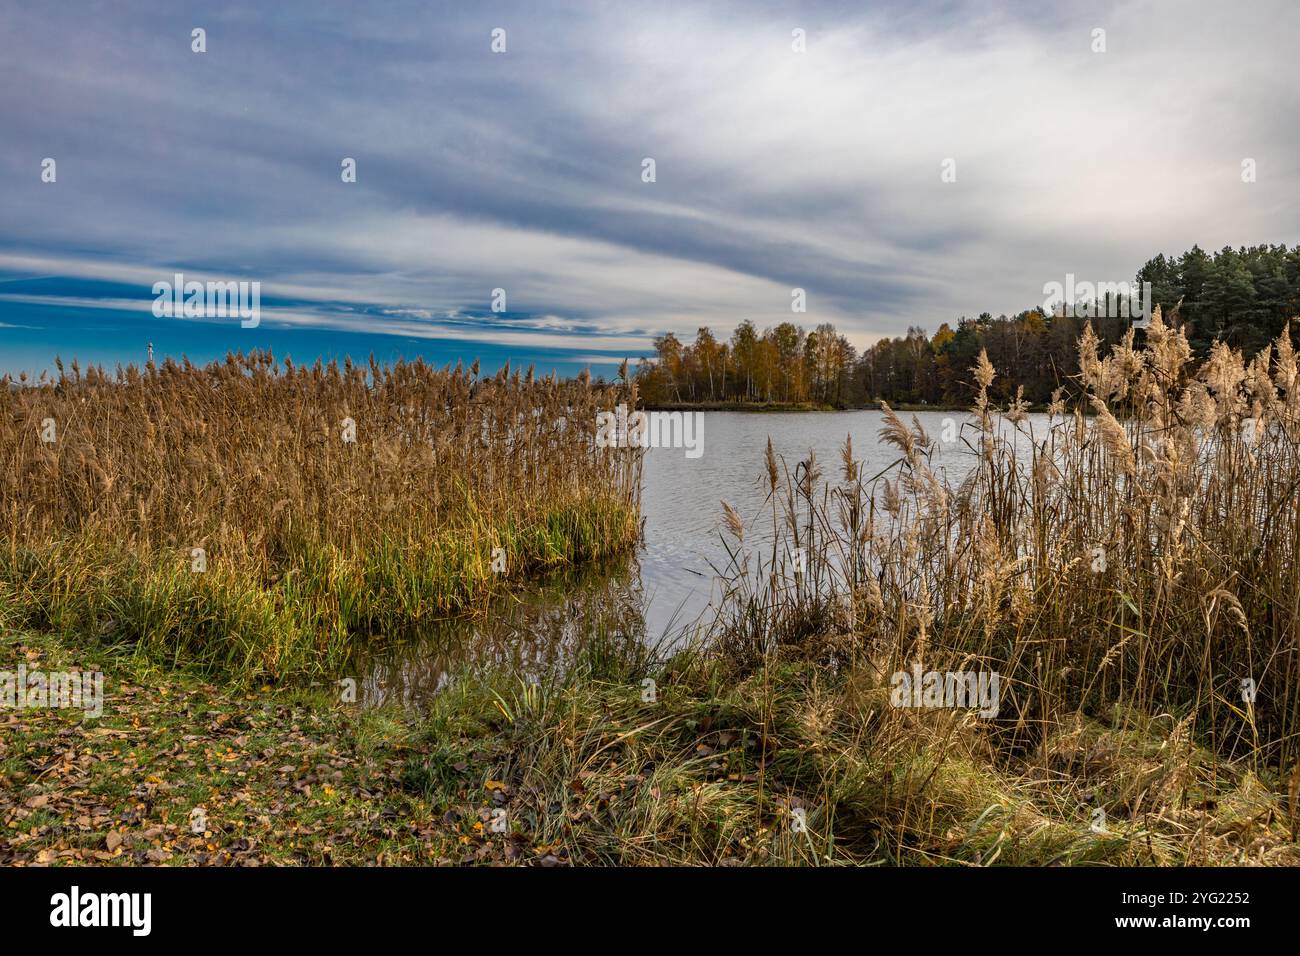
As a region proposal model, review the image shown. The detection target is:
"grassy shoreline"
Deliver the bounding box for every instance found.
[5,625,1296,866]
[0,498,638,684]
[0,353,645,683]
[6,319,1300,866]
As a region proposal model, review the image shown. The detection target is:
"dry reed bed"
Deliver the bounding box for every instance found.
[0,352,643,679]
[407,315,1300,865]
[714,310,1300,784]
[456,315,1299,864]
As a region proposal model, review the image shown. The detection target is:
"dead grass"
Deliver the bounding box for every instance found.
[685,309,1300,862]
[0,352,643,680]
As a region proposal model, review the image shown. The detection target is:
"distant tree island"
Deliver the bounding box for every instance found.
[636,244,1300,409]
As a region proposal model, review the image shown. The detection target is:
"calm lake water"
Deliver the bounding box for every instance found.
[359,410,1049,706]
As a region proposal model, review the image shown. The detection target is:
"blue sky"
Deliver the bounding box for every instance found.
[2,0,1298,378]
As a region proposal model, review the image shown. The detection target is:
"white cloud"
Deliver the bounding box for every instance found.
[2,0,1298,359]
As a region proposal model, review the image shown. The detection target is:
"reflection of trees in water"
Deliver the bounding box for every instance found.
[359,559,647,708]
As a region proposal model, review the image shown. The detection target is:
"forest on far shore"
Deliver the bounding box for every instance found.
[634,244,1300,408]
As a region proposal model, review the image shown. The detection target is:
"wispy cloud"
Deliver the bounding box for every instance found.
[2,0,1297,374]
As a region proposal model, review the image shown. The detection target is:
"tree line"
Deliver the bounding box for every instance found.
[635,244,1300,408]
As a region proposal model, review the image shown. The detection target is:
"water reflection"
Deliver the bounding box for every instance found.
[357,557,650,708]
[359,410,1053,707]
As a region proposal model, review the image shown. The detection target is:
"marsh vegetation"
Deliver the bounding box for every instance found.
[5,314,1300,865]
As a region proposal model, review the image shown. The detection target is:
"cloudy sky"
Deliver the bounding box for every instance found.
[2,0,1297,377]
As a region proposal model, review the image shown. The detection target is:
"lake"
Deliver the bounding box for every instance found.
[359,409,1050,705]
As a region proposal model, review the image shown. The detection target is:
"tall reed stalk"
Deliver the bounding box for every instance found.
[0,351,643,680]
[713,310,1300,771]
